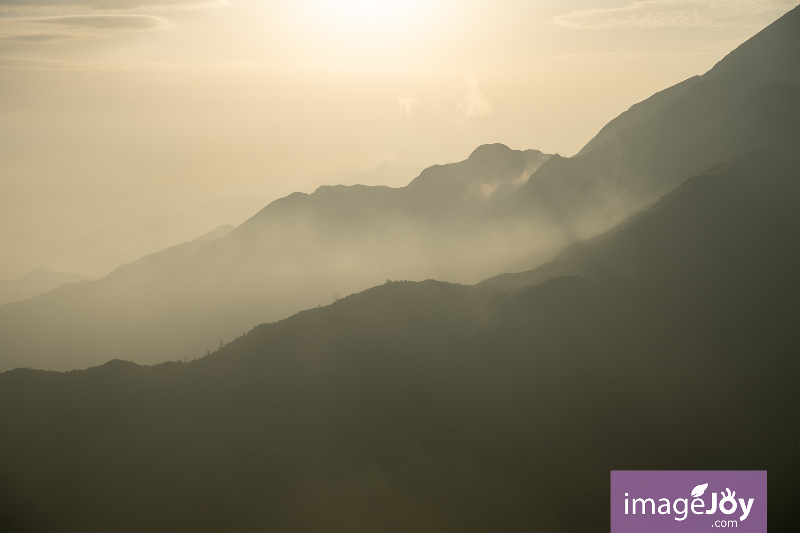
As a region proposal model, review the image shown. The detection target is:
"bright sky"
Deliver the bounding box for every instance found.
[0,0,796,278]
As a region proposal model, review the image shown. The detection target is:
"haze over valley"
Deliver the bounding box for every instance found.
[1,2,798,532]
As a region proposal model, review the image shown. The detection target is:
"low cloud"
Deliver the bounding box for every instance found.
[1,13,169,40]
[0,0,225,13]
[1,32,82,42]
[397,97,417,116]
[548,0,792,29]
[35,14,168,29]
[457,77,492,118]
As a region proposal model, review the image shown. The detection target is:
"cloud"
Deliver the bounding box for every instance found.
[547,0,793,29]
[0,57,275,70]
[0,0,223,42]
[0,0,225,13]
[0,14,169,40]
[457,77,492,118]
[397,97,417,116]
[35,14,169,29]
[1,31,85,42]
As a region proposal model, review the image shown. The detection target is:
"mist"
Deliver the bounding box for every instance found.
[1,2,798,532]
[2,145,576,370]
[3,0,787,280]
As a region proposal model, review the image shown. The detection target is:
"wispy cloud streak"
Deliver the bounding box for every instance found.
[548,0,793,29]
[0,0,225,13]
[0,13,169,41]
[36,14,168,29]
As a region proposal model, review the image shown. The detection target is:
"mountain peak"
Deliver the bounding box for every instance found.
[467,143,514,161]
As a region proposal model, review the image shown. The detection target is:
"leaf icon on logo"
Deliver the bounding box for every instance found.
[691,483,708,498]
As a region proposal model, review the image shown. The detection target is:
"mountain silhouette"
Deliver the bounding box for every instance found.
[330,161,422,188]
[2,147,796,531]
[577,75,700,156]
[0,268,87,306]
[506,6,799,239]
[192,224,235,242]
[0,7,797,375]
[32,194,268,280]
[0,145,550,371]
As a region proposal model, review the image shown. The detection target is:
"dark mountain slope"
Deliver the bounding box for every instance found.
[577,4,799,157]
[507,6,800,238]
[703,7,800,79]
[3,148,797,531]
[484,148,799,293]
[692,79,799,167]
[577,75,699,156]
[0,278,620,532]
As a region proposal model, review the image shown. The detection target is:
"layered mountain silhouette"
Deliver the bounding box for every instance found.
[506,7,799,238]
[576,74,699,156]
[2,147,796,531]
[331,161,422,188]
[0,145,551,371]
[0,7,797,383]
[192,224,235,243]
[25,194,268,280]
[0,268,87,306]
[2,8,798,531]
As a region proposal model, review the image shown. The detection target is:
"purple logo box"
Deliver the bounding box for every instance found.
[611,471,767,533]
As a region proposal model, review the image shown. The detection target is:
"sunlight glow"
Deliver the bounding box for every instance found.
[312,0,430,34]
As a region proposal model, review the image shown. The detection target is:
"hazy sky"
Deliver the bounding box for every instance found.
[0,0,796,278]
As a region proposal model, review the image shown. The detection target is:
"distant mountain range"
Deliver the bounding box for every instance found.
[0,223,238,307]
[11,194,269,281]
[1,6,798,531]
[330,161,422,188]
[0,269,87,306]
[192,224,235,243]
[1,6,796,373]
[3,146,796,531]
[0,145,551,370]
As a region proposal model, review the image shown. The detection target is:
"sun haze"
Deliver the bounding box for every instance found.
[0,0,796,279]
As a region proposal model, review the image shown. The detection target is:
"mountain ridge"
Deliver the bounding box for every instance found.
[1,8,797,372]
[506,6,799,239]
[0,268,88,306]
[3,146,797,531]
[0,144,554,371]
